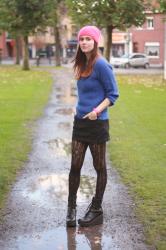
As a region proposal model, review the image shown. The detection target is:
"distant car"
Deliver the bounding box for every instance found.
[111,53,150,69]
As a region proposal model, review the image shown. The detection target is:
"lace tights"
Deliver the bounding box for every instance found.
[68,140,107,205]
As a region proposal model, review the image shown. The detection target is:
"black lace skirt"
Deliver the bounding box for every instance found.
[72,116,110,144]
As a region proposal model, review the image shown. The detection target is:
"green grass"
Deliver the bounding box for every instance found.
[0,66,52,208]
[109,74,166,250]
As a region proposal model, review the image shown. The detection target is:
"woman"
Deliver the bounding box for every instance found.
[66,26,119,227]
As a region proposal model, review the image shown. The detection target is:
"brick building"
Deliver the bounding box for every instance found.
[0,2,165,66]
[112,11,165,67]
[0,32,16,59]
[129,12,165,67]
[0,33,7,58]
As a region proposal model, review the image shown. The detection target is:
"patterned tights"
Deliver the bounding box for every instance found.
[68,140,107,205]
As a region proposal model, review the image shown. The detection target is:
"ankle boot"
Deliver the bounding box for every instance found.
[66,196,76,227]
[78,197,103,227]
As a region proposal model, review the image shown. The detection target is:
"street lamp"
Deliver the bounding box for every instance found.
[164,17,166,80]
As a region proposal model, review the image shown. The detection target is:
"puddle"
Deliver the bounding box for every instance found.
[56,86,77,98]
[71,86,77,97]
[21,174,95,207]
[55,85,76,104]
[58,122,71,130]
[46,138,71,156]
[14,226,118,250]
[56,94,62,99]
[55,108,74,115]
[56,87,62,92]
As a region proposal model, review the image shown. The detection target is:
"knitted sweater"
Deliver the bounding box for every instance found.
[76,57,119,120]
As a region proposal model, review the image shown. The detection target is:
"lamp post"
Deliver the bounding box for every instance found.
[164,17,166,80]
[125,29,132,58]
[0,48,2,64]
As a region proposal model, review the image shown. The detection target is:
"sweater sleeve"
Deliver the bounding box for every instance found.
[96,58,119,105]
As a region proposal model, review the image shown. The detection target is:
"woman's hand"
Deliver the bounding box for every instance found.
[83,111,97,120]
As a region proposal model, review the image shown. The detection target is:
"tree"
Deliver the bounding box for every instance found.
[158,0,166,12]
[48,0,68,66]
[0,0,54,70]
[66,0,147,60]
[15,37,22,65]
[48,0,63,66]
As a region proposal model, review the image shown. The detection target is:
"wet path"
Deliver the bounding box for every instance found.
[0,68,152,250]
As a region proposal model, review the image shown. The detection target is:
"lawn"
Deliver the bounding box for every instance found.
[109,74,166,250]
[0,66,52,208]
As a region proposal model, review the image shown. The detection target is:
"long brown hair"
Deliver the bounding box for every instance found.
[73,42,99,79]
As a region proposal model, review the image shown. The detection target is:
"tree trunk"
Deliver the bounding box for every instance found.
[54,26,61,66]
[15,37,21,65]
[22,35,30,70]
[104,26,113,61]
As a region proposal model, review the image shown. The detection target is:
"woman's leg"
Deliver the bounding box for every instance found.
[68,140,88,203]
[78,142,107,227]
[89,142,107,205]
[67,140,88,227]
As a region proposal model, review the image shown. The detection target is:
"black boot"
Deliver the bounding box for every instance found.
[78,197,103,227]
[66,196,76,227]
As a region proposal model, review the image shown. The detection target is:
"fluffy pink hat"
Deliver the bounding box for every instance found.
[77,26,101,44]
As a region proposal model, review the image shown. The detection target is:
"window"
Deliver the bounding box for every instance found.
[131,54,145,59]
[71,25,77,38]
[132,55,139,58]
[136,26,143,30]
[145,42,159,58]
[133,42,139,53]
[147,17,154,29]
[37,31,46,36]
[6,32,12,40]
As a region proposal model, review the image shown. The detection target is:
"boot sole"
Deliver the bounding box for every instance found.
[66,220,76,227]
[78,214,103,227]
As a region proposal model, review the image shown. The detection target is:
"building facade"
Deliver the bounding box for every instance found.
[130,12,164,67]
[0,32,16,59]
[112,12,165,67]
[0,5,165,67]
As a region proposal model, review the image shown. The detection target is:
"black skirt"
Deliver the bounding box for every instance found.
[72,116,110,144]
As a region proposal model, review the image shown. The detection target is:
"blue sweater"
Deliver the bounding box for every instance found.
[76,57,119,120]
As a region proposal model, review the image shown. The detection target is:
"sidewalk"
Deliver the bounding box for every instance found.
[0,67,152,250]
[0,58,163,75]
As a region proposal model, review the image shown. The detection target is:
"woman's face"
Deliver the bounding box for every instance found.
[79,36,95,54]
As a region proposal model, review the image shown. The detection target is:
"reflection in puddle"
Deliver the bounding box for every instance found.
[71,86,77,97]
[55,85,76,104]
[16,226,117,250]
[56,94,61,99]
[22,174,95,207]
[80,176,95,200]
[56,87,61,92]
[46,138,71,156]
[55,108,73,115]
[58,122,70,130]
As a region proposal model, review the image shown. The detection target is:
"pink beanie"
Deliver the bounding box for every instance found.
[78,26,101,44]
